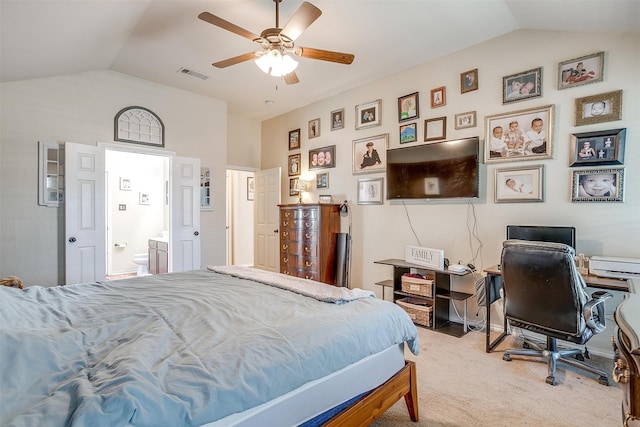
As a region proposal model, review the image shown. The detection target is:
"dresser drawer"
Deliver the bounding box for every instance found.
[281,207,319,220]
[280,229,318,243]
[281,242,318,257]
[281,217,318,230]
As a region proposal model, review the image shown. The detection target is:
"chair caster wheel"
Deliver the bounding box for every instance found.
[575,353,585,362]
[523,342,532,349]
[598,376,610,386]
[546,376,558,386]
[503,354,511,361]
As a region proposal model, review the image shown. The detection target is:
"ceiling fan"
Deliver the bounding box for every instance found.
[198,0,355,85]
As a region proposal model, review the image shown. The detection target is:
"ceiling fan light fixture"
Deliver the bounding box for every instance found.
[255,50,298,77]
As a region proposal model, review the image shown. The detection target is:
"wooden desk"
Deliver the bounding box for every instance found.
[483,264,629,353]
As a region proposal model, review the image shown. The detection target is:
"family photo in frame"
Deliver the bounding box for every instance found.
[494,165,544,203]
[352,134,388,174]
[484,104,554,163]
[460,68,478,93]
[330,108,344,131]
[502,67,542,104]
[309,145,335,170]
[355,99,381,130]
[288,153,301,176]
[571,168,625,202]
[288,128,300,150]
[574,90,622,126]
[570,128,626,167]
[558,51,604,90]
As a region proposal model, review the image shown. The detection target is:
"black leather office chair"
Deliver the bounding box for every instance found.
[500,240,612,386]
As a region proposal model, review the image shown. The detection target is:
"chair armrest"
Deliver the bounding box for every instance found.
[584,292,612,334]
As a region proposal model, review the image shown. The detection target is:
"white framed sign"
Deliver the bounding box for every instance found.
[405,245,444,270]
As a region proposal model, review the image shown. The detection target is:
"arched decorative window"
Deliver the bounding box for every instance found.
[114,106,164,147]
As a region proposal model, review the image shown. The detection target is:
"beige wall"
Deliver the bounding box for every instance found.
[0,70,232,285]
[261,30,640,352]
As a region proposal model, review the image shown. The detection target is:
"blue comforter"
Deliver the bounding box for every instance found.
[0,269,419,427]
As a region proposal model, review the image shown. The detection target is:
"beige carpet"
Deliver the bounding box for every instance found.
[371,327,622,427]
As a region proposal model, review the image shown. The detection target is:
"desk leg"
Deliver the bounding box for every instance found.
[485,273,509,353]
[463,299,468,334]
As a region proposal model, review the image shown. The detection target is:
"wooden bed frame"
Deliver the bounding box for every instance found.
[324,360,418,426]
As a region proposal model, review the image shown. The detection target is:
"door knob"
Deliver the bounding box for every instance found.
[194,231,199,236]
[273,229,279,233]
[68,237,77,243]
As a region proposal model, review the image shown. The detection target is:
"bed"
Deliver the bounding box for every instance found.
[0,266,420,426]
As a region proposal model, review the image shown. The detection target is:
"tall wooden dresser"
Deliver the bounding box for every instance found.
[613,282,640,427]
[278,203,341,285]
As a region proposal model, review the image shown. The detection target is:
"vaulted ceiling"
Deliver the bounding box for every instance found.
[2,1,638,120]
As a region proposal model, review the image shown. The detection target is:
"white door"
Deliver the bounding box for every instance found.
[253,167,281,272]
[171,156,201,272]
[65,142,106,284]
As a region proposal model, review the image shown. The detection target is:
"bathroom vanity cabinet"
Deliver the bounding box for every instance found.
[148,238,168,275]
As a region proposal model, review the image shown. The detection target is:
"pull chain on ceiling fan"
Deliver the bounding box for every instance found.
[198,0,355,85]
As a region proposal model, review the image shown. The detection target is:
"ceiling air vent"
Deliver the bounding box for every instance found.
[178,68,210,81]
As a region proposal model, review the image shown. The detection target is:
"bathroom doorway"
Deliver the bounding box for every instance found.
[105,149,170,277]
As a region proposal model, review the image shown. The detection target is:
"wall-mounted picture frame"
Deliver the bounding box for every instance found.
[430,86,446,108]
[309,145,335,170]
[288,128,300,150]
[558,51,604,90]
[288,153,301,176]
[316,172,329,189]
[330,108,344,131]
[119,177,131,191]
[502,67,542,104]
[399,122,417,144]
[247,176,254,201]
[357,177,384,205]
[424,116,446,142]
[485,104,554,163]
[571,167,625,202]
[308,118,320,139]
[353,133,388,175]
[289,178,299,197]
[454,111,476,130]
[461,68,478,93]
[398,92,419,122]
[574,90,622,127]
[494,165,544,203]
[200,165,212,211]
[570,128,626,167]
[355,99,381,130]
[139,192,150,205]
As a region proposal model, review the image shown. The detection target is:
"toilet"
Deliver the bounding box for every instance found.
[132,253,150,276]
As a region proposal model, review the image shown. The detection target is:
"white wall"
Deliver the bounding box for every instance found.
[0,70,229,285]
[261,30,640,352]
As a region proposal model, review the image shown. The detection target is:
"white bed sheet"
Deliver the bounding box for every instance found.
[203,343,406,427]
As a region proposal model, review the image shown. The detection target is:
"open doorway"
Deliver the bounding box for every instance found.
[226,168,254,266]
[105,149,170,279]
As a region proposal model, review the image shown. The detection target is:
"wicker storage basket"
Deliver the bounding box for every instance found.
[401,275,433,297]
[396,297,433,327]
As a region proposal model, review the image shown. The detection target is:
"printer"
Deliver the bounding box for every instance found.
[589,256,640,279]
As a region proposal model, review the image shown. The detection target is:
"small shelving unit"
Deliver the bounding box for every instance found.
[375,258,473,338]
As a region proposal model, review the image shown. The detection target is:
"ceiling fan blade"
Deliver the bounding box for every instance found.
[212,52,259,68]
[295,47,354,65]
[283,71,300,85]
[198,12,259,41]
[280,2,322,42]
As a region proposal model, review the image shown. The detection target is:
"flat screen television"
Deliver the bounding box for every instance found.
[386,137,479,200]
[506,225,576,250]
